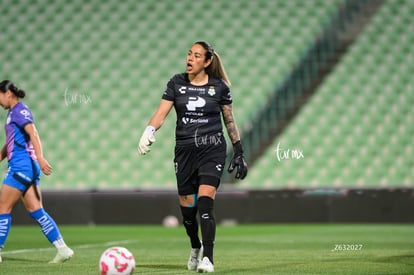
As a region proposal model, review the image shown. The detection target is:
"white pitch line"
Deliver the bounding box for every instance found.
[2,239,138,255]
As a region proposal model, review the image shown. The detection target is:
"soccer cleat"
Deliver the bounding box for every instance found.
[187,246,203,271]
[49,246,74,264]
[197,256,214,273]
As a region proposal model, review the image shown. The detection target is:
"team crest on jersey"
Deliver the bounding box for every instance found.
[6,115,11,124]
[208,86,216,96]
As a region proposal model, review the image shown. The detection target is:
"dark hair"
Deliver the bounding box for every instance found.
[195,41,215,62]
[193,41,231,86]
[0,80,26,98]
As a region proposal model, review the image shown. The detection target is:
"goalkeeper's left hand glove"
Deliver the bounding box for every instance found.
[228,140,248,179]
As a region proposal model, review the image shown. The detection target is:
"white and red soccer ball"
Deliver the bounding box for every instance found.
[99,246,136,275]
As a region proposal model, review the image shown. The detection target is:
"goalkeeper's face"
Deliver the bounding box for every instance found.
[186,44,212,75]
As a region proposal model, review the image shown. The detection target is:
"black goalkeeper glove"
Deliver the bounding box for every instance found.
[228,140,248,179]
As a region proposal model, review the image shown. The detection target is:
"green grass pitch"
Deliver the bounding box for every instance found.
[1,224,413,274]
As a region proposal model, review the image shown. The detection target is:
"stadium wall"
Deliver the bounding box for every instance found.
[11,189,414,225]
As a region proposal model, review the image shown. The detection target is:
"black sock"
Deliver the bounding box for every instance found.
[198,196,215,264]
[180,206,201,249]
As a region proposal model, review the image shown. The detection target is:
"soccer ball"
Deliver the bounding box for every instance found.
[99,246,136,275]
[162,215,179,227]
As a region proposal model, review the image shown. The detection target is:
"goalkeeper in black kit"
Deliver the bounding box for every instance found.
[138,41,247,273]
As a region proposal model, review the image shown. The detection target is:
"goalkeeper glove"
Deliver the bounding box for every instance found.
[138,126,156,155]
[228,140,248,179]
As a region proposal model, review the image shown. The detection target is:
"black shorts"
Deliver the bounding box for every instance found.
[174,141,227,195]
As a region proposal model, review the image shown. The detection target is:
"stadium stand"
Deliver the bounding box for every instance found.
[242,0,414,189]
[1,0,411,191]
[0,0,346,190]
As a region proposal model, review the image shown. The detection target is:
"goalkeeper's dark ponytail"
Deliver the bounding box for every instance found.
[0,80,26,98]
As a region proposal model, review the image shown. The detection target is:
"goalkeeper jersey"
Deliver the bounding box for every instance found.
[4,102,37,168]
[162,73,232,146]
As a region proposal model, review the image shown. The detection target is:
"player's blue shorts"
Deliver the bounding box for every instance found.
[3,161,41,192]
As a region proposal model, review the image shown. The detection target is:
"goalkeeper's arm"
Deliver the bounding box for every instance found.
[221,104,248,179]
[137,99,174,155]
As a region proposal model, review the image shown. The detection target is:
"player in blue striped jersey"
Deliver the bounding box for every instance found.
[0,80,74,263]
